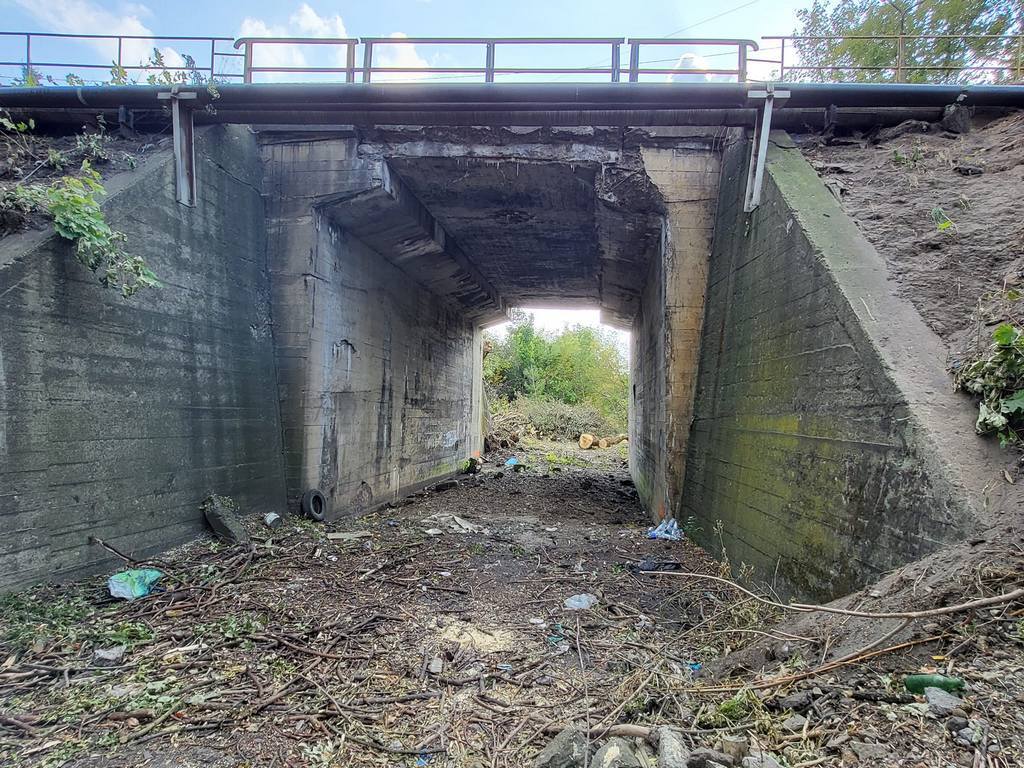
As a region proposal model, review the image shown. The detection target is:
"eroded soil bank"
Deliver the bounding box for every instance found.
[2,440,1022,768]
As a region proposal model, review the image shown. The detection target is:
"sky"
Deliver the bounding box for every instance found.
[0,0,808,334]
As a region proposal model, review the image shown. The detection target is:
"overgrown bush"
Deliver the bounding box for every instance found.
[953,320,1024,446]
[485,310,628,433]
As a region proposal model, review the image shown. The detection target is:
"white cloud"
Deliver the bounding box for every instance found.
[666,53,712,83]
[12,0,186,78]
[373,32,431,82]
[238,7,431,82]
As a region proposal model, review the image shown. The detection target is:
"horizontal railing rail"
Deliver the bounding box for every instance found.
[762,34,1024,83]
[2,32,1021,86]
[0,31,243,85]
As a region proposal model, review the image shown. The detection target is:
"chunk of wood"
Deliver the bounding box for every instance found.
[578,433,596,449]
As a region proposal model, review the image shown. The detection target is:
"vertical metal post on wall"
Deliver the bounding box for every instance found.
[158,87,198,207]
[737,42,748,81]
[628,41,640,82]
[485,42,495,82]
[610,42,621,82]
[779,38,786,81]
[25,33,31,77]
[896,35,905,82]
[345,42,356,83]
[744,83,790,213]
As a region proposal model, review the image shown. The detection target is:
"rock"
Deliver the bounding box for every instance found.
[427,657,443,675]
[741,753,783,768]
[954,162,984,176]
[535,727,588,768]
[592,737,640,768]
[93,645,127,667]
[940,103,972,134]
[687,748,735,767]
[924,686,964,717]
[851,742,891,762]
[775,690,814,712]
[656,727,689,768]
[720,736,749,762]
[781,713,807,732]
[203,495,249,544]
[433,479,459,492]
[946,716,970,733]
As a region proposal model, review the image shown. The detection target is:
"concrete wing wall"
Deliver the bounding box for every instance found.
[682,131,992,600]
[0,126,286,589]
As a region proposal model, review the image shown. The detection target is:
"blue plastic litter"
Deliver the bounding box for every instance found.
[415,754,433,767]
[107,568,163,601]
[647,518,682,541]
[504,457,520,467]
[688,662,702,673]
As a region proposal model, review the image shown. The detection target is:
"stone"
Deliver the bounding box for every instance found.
[851,742,891,761]
[940,103,972,134]
[592,737,640,768]
[687,748,735,768]
[924,686,964,717]
[775,690,813,712]
[741,753,783,768]
[203,496,250,544]
[93,645,127,667]
[656,727,689,768]
[720,736,749,762]
[781,713,808,732]
[427,657,443,675]
[946,716,970,733]
[535,727,588,768]
[433,479,459,492]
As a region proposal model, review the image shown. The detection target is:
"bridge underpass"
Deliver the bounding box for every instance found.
[2,82,1023,600]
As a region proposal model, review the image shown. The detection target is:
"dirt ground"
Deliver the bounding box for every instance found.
[799,110,1024,363]
[2,440,1022,768]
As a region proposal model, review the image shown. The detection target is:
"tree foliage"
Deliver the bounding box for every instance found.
[484,310,629,431]
[793,0,1023,83]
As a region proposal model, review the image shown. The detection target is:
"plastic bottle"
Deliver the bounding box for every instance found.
[904,674,965,694]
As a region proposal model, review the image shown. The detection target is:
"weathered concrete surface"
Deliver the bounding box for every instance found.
[261,135,485,516]
[630,142,721,519]
[681,130,999,599]
[0,126,286,589]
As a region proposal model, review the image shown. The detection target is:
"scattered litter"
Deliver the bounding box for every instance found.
[504,456,527,472]
[420,513,483,534]
[92,645,126,667]
[427,657,443,675]
[647,518,682,540]
[326,530,372,542]
[529,617,546,625]
[564,593,599,610]
[263,512,282,530]
[107,568,163,601]
[504,456,520,467]
[424,528,444,537]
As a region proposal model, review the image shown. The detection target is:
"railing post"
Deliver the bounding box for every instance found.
[611,43,620,82]
[896,34,905,82]
[1016,34,1022,82]
[628,41,640,82]
[25,33,31,77]
[242,41,253,84]
[362,41,373,83]
[209,38,216,81]
[346,42,356,83]
[485,41,495,83]
[779,37,786,81]
[738,42,748,81]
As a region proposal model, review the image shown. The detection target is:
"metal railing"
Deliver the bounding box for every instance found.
[762,34,1024,83]
[232,37,757,83]
[0,31,243,84]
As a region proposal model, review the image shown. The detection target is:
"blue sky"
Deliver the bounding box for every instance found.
[1,0,808,85]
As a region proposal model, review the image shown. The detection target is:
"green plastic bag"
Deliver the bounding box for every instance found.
[107,568,163,601]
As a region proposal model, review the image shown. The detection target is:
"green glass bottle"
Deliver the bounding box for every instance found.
[904,674,965,694]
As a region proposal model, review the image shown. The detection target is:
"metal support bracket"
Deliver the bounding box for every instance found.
[743,83,790,213]
[158,87,198,207]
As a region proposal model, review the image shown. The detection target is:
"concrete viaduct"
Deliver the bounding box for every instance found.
[2,79,1023,598]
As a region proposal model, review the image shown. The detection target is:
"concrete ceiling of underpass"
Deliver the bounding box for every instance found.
[388,156,663,326]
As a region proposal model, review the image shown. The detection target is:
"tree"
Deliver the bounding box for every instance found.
[792,0,1023,83]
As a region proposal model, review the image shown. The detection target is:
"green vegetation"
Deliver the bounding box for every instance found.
[485,310,629,437]
[0,113,158,298]
[954,314,1024,446]
[793,0,1022,83]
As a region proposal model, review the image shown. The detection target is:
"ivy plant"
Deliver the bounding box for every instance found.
[953,321,1024,446]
